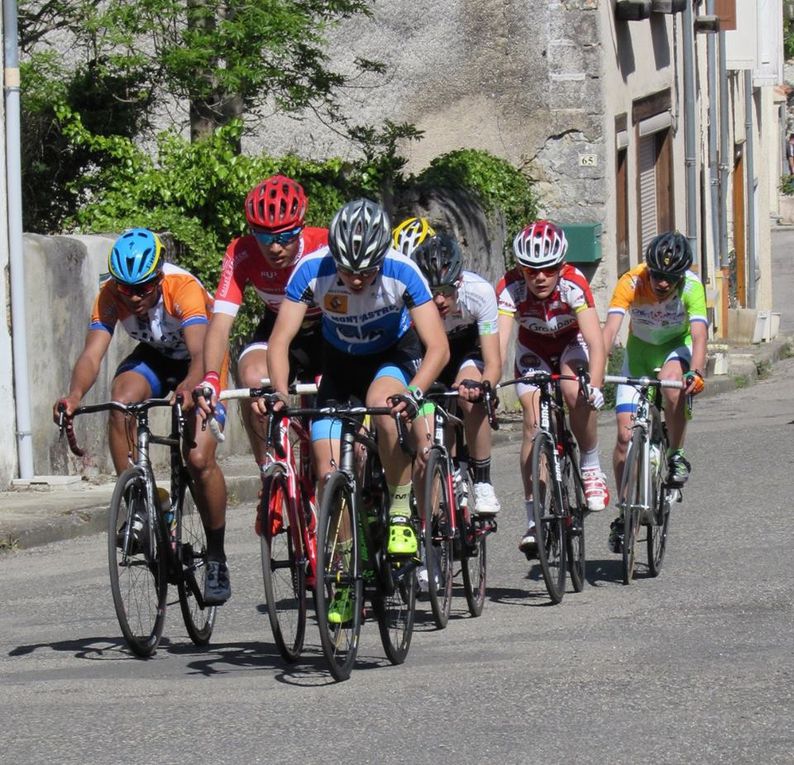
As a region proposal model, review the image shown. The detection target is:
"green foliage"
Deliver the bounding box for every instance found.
[417,149,537,249]
[604,345,625,411]
[785,19,794,60]
[780,174,794,196]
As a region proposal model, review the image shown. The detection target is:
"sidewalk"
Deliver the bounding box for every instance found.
[1,332,791,552]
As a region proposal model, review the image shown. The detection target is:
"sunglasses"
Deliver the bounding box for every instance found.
[252,226,302,246]
[432,285,457,298]
[116,278,159,298]
[649,269,682,284]
[522,265,560,278]
[337,265,380,280]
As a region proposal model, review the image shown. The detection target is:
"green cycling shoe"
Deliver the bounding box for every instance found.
[387,515,417,557]
[327,587,354,625]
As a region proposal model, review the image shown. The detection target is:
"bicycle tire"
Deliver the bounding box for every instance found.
[563,449,587,593]
[177,475,217,645]
[459,468,486,617]
[531,432,567,604]
[373,560,416,665]
[619,431,644,585]
[422,449,454,629]
[314,470,362,681]
[647,430,671,577]
[107,468,167,657]
[260,469,307,662]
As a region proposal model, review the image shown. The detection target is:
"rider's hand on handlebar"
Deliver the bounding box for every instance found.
[457,378,484,402]
[261,391,289,417]
[193,372,221,421]
[389,387,422,421]
[53,395,79,425]
[587,385,605,411]
[683,369,705,396]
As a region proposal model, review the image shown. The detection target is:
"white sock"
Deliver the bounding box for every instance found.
[524,499,535,528]
[580,445,601,472]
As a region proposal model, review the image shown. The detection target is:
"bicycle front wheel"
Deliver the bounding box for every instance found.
[459,469,486,617]
[619,432,644,585]
[314,470,362,682]
[531,432,567,604]
[177,476,217,645]
[260,469,307,662]
[647,432,672,577]
[374,559,416,665]
[563,449,586,593]
[422,449,454,629]
[107,469,167,657]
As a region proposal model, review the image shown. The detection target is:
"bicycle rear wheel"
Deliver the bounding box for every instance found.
[459,469,486,617]
[107,468,167,657]
[619,432,644,585]
[422,449,454,629]
[314,470,362,682]
[177,475,217,645]
[260,469,307,662]
[531,433,567,604]
[563,449,587,593]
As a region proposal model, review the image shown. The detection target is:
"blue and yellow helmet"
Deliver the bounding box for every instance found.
[108,228,163,285]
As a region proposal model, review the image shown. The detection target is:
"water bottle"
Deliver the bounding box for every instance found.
[649,443,662,477]
[208,402,227,442]
[454,465,468,509]
[158,487,175,545]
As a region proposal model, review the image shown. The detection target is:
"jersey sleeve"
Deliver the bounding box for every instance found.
[473,282,499,335]
[285,256,318,305]
[164,273,211,328]
[562,266,596,313]
[212,240,248,317]
[496,271,519,316]
[608,270,638,316]
[88,284,118,335]
[683,273,708,326]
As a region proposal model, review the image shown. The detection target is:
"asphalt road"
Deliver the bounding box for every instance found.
[2,360,794,764]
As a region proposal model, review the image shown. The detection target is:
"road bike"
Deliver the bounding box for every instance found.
[211,381,318,663]
[268,401,417,681]
[58,397,216,657]
[604,374,685,584]
[420,383,499,628]
[498,369,590,604]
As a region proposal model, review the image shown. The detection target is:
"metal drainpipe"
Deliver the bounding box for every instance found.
[744,69,756,309]
[718,30,730,270]
[706,0,720,280]
[683,2,698,257]
[4,0,34,479]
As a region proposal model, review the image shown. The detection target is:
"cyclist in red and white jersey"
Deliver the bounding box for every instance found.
[196,175,328,471]
[497,221,607,557]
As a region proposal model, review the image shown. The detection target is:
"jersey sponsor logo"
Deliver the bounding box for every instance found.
[324,293,349,313]
[479,321,497,334]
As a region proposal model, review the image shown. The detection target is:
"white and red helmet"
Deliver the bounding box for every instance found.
[512,220,568,269]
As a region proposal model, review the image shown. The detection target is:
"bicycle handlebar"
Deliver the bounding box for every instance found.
[604,374,685,390]
[425,381,499,431]
[499,368,592,402]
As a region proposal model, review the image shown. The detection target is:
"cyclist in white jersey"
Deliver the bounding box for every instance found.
[411,233,502,515]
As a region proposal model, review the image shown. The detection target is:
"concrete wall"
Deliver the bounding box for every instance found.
[4,234,250,488]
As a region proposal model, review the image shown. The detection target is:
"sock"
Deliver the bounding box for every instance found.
[388,483,412,517]
[206,525,226,563]
[470,457,491,484]
[524,499,534,528]
[580,445,601,471]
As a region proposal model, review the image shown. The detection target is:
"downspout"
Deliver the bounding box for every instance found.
[718,28,730,328]
[744,69,757,309]
[4,0,33,479]
[683,1,698,255]
[706,0,720,280]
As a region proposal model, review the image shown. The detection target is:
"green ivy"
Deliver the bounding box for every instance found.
[417,148,538,260]
[780,174,794,197]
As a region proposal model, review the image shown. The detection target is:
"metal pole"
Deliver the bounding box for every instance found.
[683,1,698,257]
[744,69,757,309]
[706,0,720,279]
[4,0,34,479]
[718,27,730,332]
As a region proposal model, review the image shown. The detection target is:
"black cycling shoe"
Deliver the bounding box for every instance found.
[203,560,231,605]
[667,451,691,486]
[608,518,624,554]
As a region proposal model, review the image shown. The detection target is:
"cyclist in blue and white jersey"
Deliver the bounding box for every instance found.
[267,199,450,570]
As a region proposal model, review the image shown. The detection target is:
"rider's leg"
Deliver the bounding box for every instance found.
[108,370,152,474]
[236,345,270,467]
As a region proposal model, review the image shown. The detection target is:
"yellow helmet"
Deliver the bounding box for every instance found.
[392,216,436,257]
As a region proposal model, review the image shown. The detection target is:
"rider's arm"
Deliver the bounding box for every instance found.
[689,319,708,376]
[203,312,235,381]
[175,322,208,407]
[53,329,112,420]
[479,332,502,388]
[407,301,450,393]
[497,311,515,372]
[602,311,624,354]
[267,299,309,397]
[577,307,606,388]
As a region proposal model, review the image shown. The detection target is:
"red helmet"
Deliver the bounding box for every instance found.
[513,220,568,269]
[244,175,307,232]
